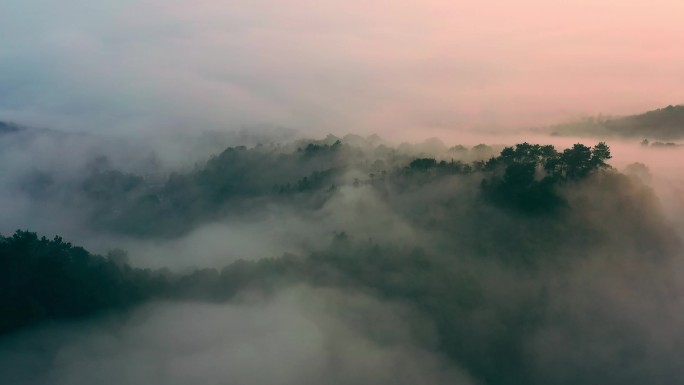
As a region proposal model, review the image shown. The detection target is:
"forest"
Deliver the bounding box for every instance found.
[550,104,684,140]
[4,0,684,382]
[3,129,682,385]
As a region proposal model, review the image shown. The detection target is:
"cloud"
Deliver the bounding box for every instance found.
[0,287,472,385]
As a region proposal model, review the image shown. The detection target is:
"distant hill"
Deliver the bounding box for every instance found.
[550,105,684,140]
[0,121,23,134]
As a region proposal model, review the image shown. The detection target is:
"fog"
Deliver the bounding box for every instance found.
[84,185,421,270]
[3,121,684,384]
[2,124,684,265]
[0,287,471,385]
[3,1,684,137]
[4,0,684,382]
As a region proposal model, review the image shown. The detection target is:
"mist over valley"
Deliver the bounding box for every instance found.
[3,0,684,383]
[2,119,684,384]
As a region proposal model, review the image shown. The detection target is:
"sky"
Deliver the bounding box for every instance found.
[1,0,684,139]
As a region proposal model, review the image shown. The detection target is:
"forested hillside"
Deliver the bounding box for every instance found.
[551,105,684,140]
[4,138,682,385]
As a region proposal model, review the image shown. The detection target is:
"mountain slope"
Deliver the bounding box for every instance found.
[551,105,684,140]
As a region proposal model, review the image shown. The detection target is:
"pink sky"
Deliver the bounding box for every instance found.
[2,0,684,137]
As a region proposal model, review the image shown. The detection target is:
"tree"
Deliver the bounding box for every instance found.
[559,144,593,179]
[590,142,612,169]
[480,142,612,212]
[409,158,437,171]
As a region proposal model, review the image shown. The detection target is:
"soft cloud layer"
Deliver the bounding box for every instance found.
[0,287,471,385]
[1,1,683,138]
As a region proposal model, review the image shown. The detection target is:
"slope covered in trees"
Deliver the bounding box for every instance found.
[550,105,684,140]
[80,140,611,236]
[3,140,683,385]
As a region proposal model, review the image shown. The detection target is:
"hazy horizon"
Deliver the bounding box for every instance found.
[3,1,684,139]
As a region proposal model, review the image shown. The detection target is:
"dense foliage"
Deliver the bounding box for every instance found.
[80,140,608,235]
[0,231,166,334]
[3,140,682,385]
[482,142,611,212]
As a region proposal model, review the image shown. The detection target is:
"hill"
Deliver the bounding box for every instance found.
[550,105,684,140]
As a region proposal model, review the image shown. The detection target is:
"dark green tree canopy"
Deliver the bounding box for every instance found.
[482,142,612,212]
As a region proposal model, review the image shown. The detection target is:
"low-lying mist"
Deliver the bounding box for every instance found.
[1,287,471,385]
[2,123,684,385]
